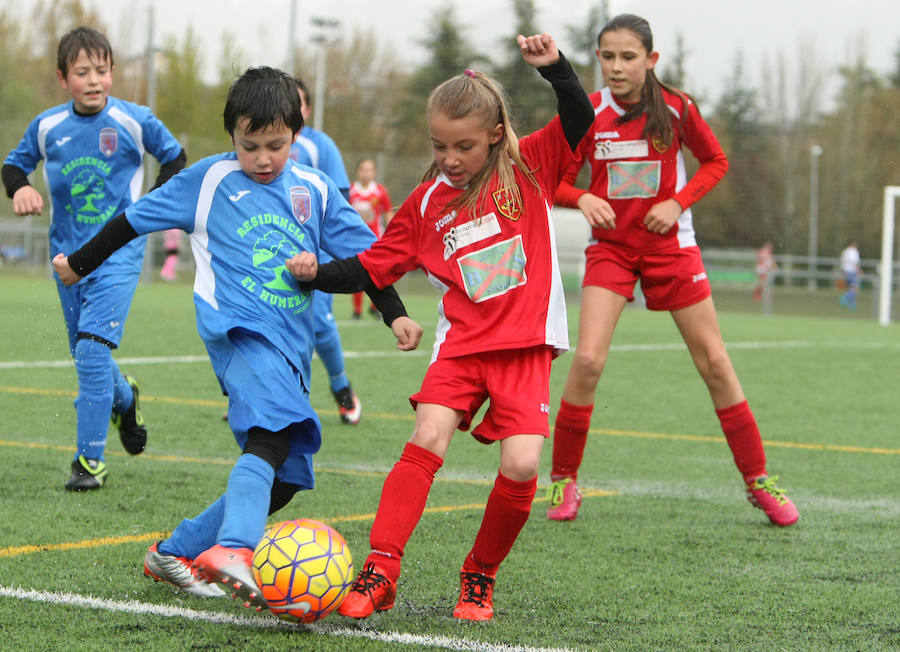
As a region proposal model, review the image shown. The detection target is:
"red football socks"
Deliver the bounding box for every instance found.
[550,399,593,480]
[367,442,443,580]
[716,400,767,481]
[464,472,537,574]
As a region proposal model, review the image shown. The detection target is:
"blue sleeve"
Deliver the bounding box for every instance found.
[141,110,183,166]
[317,134,350,192]
[4,117,42,175]
[318,175,376,260]
[125,162,204,234]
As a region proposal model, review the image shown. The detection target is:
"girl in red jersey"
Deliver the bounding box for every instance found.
[545,14,799,527]
[287,33,593,621]
[349,157,394,318]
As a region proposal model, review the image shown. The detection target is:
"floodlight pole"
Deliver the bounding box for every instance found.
[310,16,340,132]
[808,145,822,291]
[286,0,297,75]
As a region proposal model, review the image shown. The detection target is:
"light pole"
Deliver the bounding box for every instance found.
[309,16,340,132]
[808,145,822,291]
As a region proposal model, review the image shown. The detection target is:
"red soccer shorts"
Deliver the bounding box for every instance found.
[583,241,711,311]
[410,346,552,443]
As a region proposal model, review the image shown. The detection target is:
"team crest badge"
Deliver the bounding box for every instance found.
[290,186,311,224]
[99,127,118,157]
[492,187,521,221]
[651,134,669,154]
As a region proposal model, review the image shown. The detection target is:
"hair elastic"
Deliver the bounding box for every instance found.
[464,69,476,78]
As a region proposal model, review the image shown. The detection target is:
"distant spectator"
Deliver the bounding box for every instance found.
[839,240,861,310]
[753,241,776,302]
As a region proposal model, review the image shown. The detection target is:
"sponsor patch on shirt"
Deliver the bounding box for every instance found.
[607,161,661,199]
[442,212,501,260]
[593,138,648,160]
[457,234,527,302]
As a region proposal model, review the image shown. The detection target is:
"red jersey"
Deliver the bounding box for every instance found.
[357,118,575,361]
[349,181,392,237]
[555,87,727,252]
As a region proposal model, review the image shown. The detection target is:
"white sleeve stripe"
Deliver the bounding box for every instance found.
[190,160,241,310]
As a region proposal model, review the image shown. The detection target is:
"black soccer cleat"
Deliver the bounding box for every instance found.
[112,375,148,455]
[332,384,362,425]
[65,455,108,491]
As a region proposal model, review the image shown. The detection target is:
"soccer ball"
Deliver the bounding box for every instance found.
[251,518,354,623]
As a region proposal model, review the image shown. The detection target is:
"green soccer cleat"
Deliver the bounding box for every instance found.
[65,455,107,491]
[112,375,147,455]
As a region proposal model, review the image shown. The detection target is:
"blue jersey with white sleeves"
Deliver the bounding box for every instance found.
[290,127,350,193]
[4,96,182,277]
[122,152,376,391]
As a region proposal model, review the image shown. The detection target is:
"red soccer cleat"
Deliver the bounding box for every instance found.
[193,544,268,610]
[453,570,496,621]
[337,562,396,618]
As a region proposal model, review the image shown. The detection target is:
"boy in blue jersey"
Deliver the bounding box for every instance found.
[53,66,422,604]
[2,26,186,491]
[291,78,363,425]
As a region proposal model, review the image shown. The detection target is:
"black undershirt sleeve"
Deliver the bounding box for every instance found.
[537,52,595,152]
[66,214,140,277]
[151,149,186,190]
[2,164,30,198]
[301,256,408,327]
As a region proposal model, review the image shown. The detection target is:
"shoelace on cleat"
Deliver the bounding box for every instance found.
[546,478,571,507]
[459,572,494,607]
[349,562,390,596]
[750,476,788,505]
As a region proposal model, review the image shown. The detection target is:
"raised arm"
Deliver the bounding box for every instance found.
[518,33,594,152]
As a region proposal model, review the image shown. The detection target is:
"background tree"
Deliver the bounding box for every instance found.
[564,1,608,91]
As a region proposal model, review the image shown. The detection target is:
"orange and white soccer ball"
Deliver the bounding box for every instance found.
[251,518,354,623]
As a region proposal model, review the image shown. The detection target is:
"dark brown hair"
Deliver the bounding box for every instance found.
[598,14,692,147]
[57,26,113,76]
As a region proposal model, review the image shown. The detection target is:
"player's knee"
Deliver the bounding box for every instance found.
[500,457,540,482]
[268,478,300,515]
[243,427,292,471]
[73,337,114,383]
[572,347,607,381]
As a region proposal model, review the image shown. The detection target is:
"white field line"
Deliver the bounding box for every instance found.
[3,338,898,370]
[0,585,575,652]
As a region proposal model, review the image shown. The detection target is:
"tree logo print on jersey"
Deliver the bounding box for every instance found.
[290,186,312,224]
[61,156,116,225]
[492,187,521,221]
[457,235,527,303]
[607,161,661,199]
[99,127,118,157]
[252,230,303,292]
[650,134,669,154]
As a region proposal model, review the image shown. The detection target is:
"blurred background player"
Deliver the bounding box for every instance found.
[291,77,362,424]
[838,239,861,310]
[159,228,181,281]
[2,26,185,490]
[753,240,776,302]
[545,14,798,527]
[349,157,394,318]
